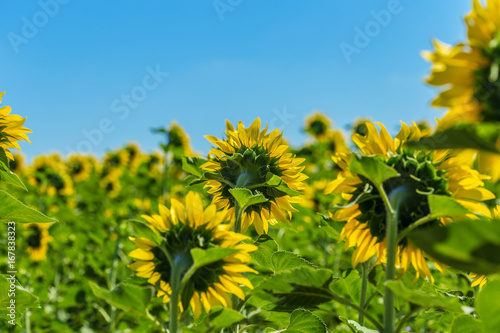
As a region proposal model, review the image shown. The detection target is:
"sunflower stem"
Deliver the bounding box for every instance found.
[169,263,182,333]
[381,185,409,333]
[396,214,434,244]
[358,261,369,326]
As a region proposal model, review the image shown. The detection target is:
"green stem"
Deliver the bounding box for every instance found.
[169,264,181,333]
[396,215,434,244]
[233,201,243,235]
[380,185,408,333]
[109,235,121,332]
[25,310,31,333]
[358,261,369,326]
[327,291,384,333]
[395,307,421,333]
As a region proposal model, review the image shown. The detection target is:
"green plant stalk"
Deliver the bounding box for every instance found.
[109,235,121,332]
[358,261,369,326]
[169,263,182,333]
[380,186,408,333]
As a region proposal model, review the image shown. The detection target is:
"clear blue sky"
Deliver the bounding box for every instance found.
[1,0,471,160]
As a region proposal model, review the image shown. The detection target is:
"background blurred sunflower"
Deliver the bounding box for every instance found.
[66,155,94,183]
[24,223,53,261]
[304,111,332,140]
[201,118,307,234]
[128,191,257,318]
[325,121,495,282]
[423,0,500,125]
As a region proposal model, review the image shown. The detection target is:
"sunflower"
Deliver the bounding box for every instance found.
[423,0,500,125]
[351,118,372,137]
[66,155,93,183]
[476,137,500,182]
[201,118,308,234]
[167,121,196,157]
[9,153,24,174]
[100,169,122,198]
[304,111,332,140]
[128,191,257,318]
[24,223,52,261]
[27,155,75,196]
[0,92,32,160]
[122,142,143,171]
[325,121,495,282]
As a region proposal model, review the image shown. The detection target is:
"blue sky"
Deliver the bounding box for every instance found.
[1,0,471,160]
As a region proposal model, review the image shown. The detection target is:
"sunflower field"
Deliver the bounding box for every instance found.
[2,1,500,333]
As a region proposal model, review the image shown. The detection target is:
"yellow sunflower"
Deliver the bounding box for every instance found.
[304,111,332,140]
[103,150,129,170]
[122,142,143,171]
[351,117,372,137]
[24,223,52,261]
[423,0,500,125]
[0,92,32,160]
[325,121,495,282]
[9,153,24,174]
[128,191,257,318]
[201,118,308,234]
[100,168,122,198]
[27,155,75,196]
[167,121,196,157]
[66,155,93,183]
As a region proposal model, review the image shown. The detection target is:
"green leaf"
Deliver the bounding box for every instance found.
[229,188,268,210]
[206,307,245,331]
[318,214,340,240]
[349,155,399,187]
[129,219,164,246]
[451,315,484,333]
[182,156,207,178]
[266,173,303,197]
[0,169,27,190]
[251,234,279,273]
[339,317,378,333]
[191,247,241,271]
[272,309,328,333]
[0,275,40,327]
[408,123,500,153]
[408,218,500,275]
[89,281,154,316]
[272,251,317,273]
[476,279,500,332]
[255,267,334,312]
[385,280,463,312]
[428,195,470,218]
[0,190,57,223]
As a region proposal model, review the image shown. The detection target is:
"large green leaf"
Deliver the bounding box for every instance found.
[191,247,241,270]
[408,123,500,153]
[255,266,334,312]
[250,234,279,273]
[339,317,378,333]
[205,307,245,331]
[428,195,470,218]
[89,281,154,316]
[408,218,500,275]
[451,315,483,333]
[0,275,39,327]
[0,190,57,223]
[272,309,328,333]
[182,156,207,178]
[129,219,164,246]
[385,280,463,312]
[229,188,268,210]
[476,279,500,333]
[271,251,317,274]
[0,168,27,191]
[349,155,399,187]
